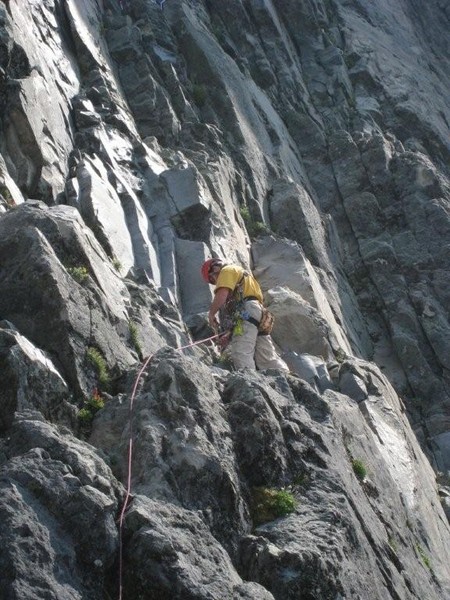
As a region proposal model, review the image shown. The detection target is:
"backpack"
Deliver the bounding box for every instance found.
[258,307,275,335]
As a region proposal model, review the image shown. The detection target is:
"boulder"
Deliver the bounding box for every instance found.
[265,286,339,362]
[0,323,70,431]
[0,202,134,394]
[283,352,333,393]
[0,414,122,600]
[90,348,248,556]
[252,237,356,357]
[122,495,275,600]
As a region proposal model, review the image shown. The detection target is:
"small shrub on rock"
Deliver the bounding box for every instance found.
[128,321,143,360]
[251,487,297,525]
[213,352,234,371]
[67,265,89,284]
[239,206,269,238]
[351,459,367,481]
[77,389,105,425]
[192,83,207,107]
[0,185,15,207]
[416,544,432,570]
[77,407,94,424]
[86,347,110,387]
[113,257,122,272]
[87,388,105,411]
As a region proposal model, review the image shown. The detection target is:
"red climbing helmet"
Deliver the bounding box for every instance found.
[201,258,223,282]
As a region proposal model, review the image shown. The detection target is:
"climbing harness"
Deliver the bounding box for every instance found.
[221,270,274,337]
[221,271,249,336]
[118,331,227,600]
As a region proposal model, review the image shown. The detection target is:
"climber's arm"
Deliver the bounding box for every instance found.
[208,287,230,330]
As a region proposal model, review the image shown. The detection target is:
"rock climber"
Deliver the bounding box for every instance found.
[201,258,288,371]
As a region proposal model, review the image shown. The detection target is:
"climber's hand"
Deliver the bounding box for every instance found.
[208,312,219,331]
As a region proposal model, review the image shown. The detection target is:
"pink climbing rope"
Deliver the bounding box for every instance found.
[117,331,225,599]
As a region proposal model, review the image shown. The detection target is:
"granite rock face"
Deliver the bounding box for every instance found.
[0,321,70,430]
[0,0,450,598]
[0,413,122,599]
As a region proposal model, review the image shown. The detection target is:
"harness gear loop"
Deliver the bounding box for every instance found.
[219,271,248,337]
[222,270,275,336]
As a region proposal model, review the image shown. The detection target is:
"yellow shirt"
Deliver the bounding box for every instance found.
[215,264,263,303]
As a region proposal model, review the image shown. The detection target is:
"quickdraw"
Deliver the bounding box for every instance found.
[218,269,274,342]
[219,271,248,338]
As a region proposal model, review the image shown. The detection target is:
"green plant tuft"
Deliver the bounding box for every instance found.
[351,458,367,481]
[128,321,143,360]
[67,265,89,284]
[86,347,110,387]
[77,407,94,424]
[252,221,270,236]
[239,206,269,238]
[292,472,311,488]
[251,487,296,526]
[192,83,207,107]
[77,388,105,426]
[0,185,15,206]
[239,206,251,223]
[213,352,234,371]
[388,536,398,553]
[416,544,432,570]
[112,257,122,272]
[87,388,105,411]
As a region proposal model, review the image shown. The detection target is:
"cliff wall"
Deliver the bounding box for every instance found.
[0,1,449,598]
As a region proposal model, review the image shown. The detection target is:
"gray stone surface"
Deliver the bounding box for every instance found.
[0,323,70,430]
[175,238,212,317]
[72,156,136,276]
[0,0,79,201]
[282,352,333,393]
[122,495,275,600]
[0,202,134,395]
[91,348,248,557]
[0,413,122,600]
[251,236,364,357]
[91,352,450,599]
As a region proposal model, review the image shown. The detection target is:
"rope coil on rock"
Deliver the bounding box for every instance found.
[118,331,225,600]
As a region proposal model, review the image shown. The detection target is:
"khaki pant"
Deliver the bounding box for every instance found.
[229,300,288,371]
